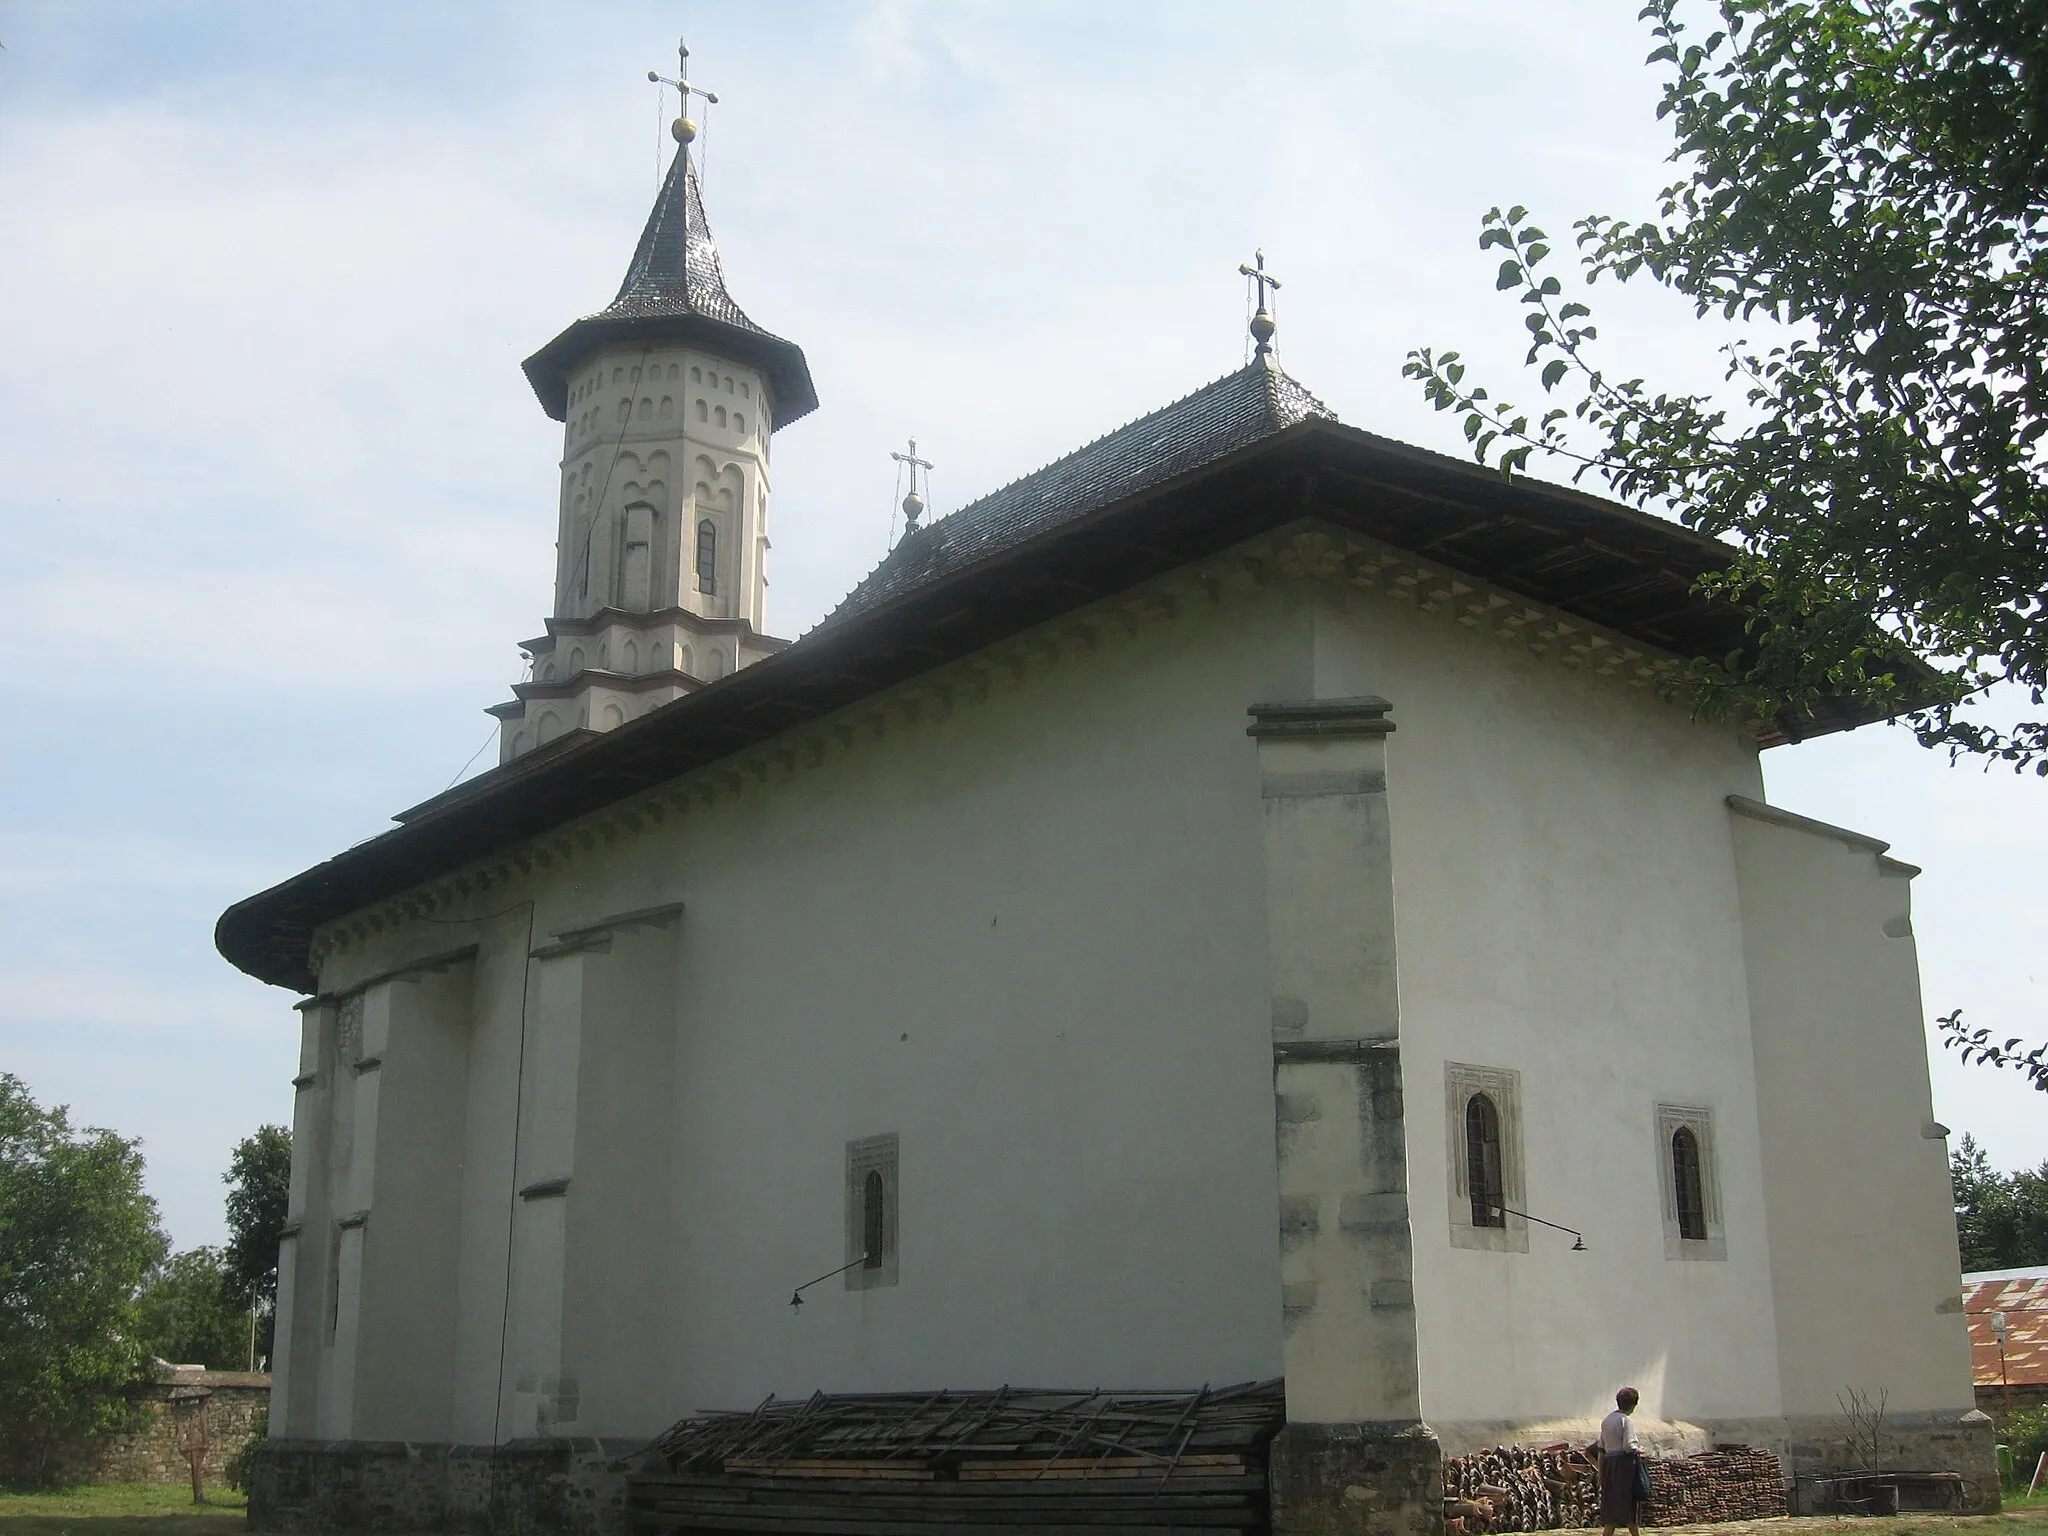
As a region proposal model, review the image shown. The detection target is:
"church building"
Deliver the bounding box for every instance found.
[218,54,1989,1536]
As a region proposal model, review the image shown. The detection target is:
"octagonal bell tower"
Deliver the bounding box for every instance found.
[491,69,816,763]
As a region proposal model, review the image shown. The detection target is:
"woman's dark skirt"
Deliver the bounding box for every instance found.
[1601,1451,1647,1526]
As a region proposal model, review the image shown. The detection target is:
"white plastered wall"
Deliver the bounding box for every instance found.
[317,573,1314,1440]
[293,526,1957,1448]
[1730,806,1973,1419]
[1300,581,1789,1441]
[351,963,474,1440]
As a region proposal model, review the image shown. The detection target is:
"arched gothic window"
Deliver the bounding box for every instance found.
[1466,1093,1505,1228]
[1672,1126,1707,1240]
[696,519,717,595]
[862,1170,886,1268]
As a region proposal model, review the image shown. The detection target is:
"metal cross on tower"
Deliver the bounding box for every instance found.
[891,438,934,535]
[1238,249,1282,360]
[648,38,720,146]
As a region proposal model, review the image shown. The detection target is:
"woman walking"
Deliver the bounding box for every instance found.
[1597,1386,1649,1536]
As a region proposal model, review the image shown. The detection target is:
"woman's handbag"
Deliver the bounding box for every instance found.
[1633,1454,1654,1505]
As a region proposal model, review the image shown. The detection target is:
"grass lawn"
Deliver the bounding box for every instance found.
[0,1483,245,1536]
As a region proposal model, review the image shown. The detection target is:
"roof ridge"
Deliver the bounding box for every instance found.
[917,361,1328,533]
[816,360,1337,630]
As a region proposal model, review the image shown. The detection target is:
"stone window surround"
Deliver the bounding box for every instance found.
[845,1134,900,1291]
[1656,1102,1727,1261]
[1446,1062,1528,1253]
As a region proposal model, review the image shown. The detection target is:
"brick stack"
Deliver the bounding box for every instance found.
[1641,1449,1788,1526]
[1442,1445,1785,1532]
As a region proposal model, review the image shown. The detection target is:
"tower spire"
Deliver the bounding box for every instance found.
[521,37,816,427]
[1239,249,1282,363]
[495,41,817,765]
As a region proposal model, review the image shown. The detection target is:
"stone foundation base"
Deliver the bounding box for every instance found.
[250,1438,641,1536]
[1269,1420,1443,1536]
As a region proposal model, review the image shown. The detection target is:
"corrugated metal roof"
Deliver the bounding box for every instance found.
[1965,1275,2048,1386]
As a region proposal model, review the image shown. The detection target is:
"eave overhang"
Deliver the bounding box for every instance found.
[216,417,1914,993]
[521,312,818,427]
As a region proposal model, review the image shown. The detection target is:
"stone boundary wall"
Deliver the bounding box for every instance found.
[14,1372,270,1487]
[250,1438,640,1536]
[1779,1409,2000,1514]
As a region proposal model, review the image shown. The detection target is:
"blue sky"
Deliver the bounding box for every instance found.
[2,1,2042,1250]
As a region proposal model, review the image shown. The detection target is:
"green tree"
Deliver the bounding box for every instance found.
[1405,0,2048,769]
[0,1073,165,1486]
[1939,1008,2048,1093]
[135,1247,250,1371]
[1952,1132,2048,1271]
[221,1125,289,1364]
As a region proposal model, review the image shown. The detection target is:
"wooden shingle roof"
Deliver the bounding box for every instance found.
[522,147,816,425]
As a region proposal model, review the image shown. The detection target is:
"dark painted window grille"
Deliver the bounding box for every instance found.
[862,1169,885,1268]
[696,519,717,595]
[1672,1126,1708,1240]
[1466,1093,1505,1227]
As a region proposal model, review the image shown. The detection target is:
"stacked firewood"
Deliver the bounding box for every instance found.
[1442,1444,1785,1532]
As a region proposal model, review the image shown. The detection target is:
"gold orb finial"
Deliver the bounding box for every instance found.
[1238,249,1284,361]
[673,116,697,145]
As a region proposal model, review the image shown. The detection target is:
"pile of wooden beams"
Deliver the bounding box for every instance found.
[1442,1444,1786,1532]
[629,1381,1285,1536]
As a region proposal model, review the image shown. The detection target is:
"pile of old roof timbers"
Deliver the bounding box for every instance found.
[1444,1443,1787,1532]
[628,1381,1286,1536]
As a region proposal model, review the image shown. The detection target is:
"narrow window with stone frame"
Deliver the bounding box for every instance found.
[1445,1062,1528,1252]
[1466,1093,1507,1228]
[1672,1126,1708,1241]
[1656,1104,1726,1260]
[696,519,717,595]
[845,1135,899,1290]
[862,1170,886,1269]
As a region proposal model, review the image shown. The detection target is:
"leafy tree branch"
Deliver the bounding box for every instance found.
[1405,0,2048,771]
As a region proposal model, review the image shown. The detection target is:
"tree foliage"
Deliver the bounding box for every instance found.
[1939,1007,2048,1093]
[1405,0,2048,768]
[0,1073,165,1485]
[135,1247,250,1372]
[222,1125,289,1307]
[1952,1132,2048,1272]
[222,1124,289,1366]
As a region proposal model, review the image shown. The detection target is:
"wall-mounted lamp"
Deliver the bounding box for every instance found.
[1490,1203,1587,1250]
[788,1254,872,1310]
